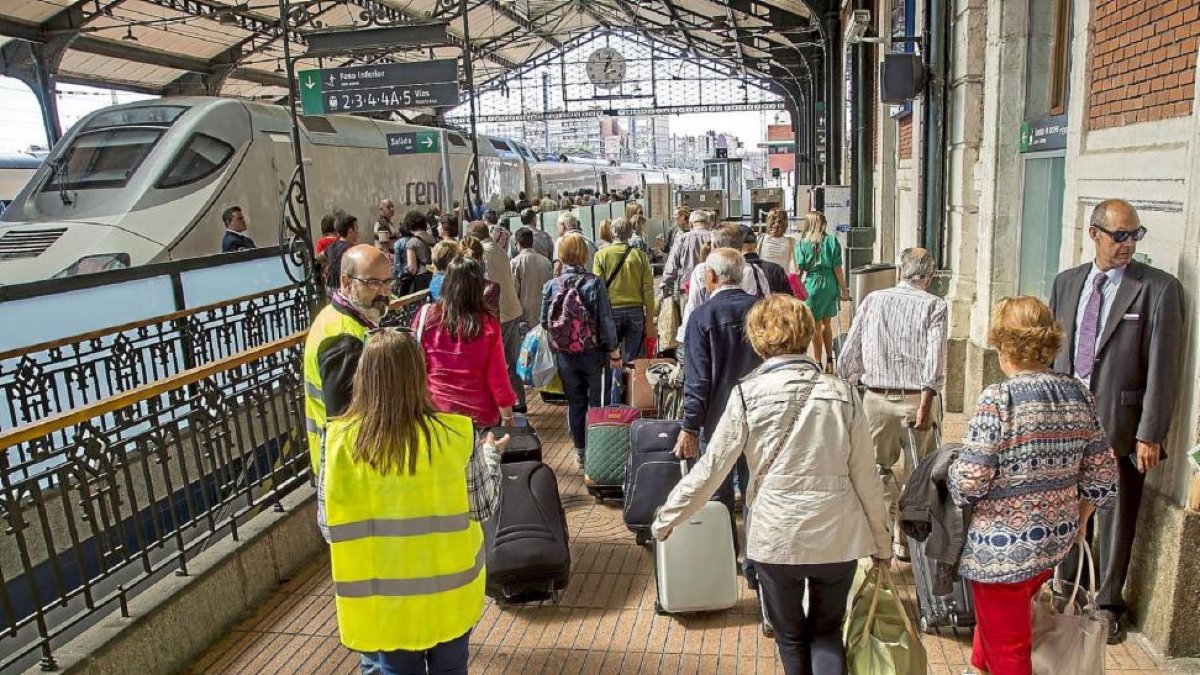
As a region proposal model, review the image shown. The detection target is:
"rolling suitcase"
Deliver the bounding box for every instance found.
[623,419,684,545]
[482,422,542,464]
[485,460,571,605]
[654,463,738,615]
[584,371,641,503]
[903,425,976,633]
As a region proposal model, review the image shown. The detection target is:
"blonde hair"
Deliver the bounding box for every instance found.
[558,232,589,267]
[802,211,827,244]
[459,236,484,260]
[342,330,446,475]
[629,214,646,235]
[745,294,815,358]
[598,218,613,244]
[625,203,644,219]
[766,209,788,237]
[988,296,1064,368]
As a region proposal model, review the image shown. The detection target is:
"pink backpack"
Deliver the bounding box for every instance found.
[547,276,597,354]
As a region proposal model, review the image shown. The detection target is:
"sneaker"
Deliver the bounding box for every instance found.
[574,448,586,467]
[1099,610,1126,645]
[894,543,910,562]
[512,404,528,414]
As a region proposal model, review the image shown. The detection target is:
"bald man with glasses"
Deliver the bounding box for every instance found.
[1048,198,1185,644]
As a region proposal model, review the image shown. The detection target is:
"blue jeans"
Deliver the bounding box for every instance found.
[359,630,470,675]
[556,349,605,450]
[606,306,646,400]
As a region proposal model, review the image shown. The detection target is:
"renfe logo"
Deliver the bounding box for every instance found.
[404,168,445,207]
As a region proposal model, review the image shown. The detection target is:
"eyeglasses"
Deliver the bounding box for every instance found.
[367,325,413,336]
[349,276,394,289]
[1092,224,1146,244]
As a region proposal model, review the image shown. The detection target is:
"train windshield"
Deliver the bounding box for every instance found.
[42,128,164,191]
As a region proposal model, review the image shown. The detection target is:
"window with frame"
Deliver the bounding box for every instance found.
[157,134,235,189]
[1026,0,1072,118]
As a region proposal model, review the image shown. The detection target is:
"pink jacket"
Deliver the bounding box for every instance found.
[414,306,517,427]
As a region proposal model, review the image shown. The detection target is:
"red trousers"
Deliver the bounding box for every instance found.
[969,569,1052,675]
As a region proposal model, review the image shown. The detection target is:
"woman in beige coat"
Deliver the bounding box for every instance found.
[653,294,890,675]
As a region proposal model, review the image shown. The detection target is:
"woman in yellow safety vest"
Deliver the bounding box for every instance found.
[321,328,508,675]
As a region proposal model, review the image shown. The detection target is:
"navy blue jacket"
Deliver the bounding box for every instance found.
[221,229,255,253]
[682,287,763,440]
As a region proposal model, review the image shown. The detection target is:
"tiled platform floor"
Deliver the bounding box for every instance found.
[189,395,1168,675]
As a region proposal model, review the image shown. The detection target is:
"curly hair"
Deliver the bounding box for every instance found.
[987,296,1064,367]
[766,209,788,237]
[745,294,815,358]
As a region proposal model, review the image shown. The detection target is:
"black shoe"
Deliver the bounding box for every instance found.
[511,404,527,414]
[1104,613,1127,645]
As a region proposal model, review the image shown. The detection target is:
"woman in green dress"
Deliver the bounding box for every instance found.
[795,211,847,371]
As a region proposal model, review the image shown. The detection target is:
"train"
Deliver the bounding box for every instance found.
[0,97,697,286]
[0,153,42,215]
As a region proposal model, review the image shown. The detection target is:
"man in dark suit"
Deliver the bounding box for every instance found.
[220,205,255,253]
[1048,198,1185,644]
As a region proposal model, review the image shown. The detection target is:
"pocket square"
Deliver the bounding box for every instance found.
[1121,313,1140,321]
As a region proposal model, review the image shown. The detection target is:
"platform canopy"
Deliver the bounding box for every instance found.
[0,0,831,104]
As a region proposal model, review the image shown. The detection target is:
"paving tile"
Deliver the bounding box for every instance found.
[186,398,1171,675]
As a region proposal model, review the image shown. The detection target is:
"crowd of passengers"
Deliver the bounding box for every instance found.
[301,192,1182,675]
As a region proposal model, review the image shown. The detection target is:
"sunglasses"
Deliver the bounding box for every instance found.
[349,276,394,289]
[1092,224,1146,244]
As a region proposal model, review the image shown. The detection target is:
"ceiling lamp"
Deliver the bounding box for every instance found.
[122,25,138,41]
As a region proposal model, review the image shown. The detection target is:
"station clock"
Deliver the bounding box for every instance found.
[586,47,626,89]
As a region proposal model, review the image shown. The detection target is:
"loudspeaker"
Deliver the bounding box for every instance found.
[880,52,925,103]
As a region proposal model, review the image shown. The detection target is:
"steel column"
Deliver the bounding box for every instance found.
[30,44,62,146]
[823,10,842,186]
[850,0,874,231]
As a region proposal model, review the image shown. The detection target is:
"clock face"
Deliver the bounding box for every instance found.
[586,47,626,89]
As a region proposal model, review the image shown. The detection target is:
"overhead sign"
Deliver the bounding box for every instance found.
[298,59,460,115]
[454,101,785,124]
[387,131,440,155]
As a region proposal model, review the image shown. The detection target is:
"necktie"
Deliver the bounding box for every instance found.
[1076,272,1108,379]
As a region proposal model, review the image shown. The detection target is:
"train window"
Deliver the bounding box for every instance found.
[41,128,163,191]
[489,139,513,152]
[83,105,187,130]
[157,133,235,189]
[447,133,467,147]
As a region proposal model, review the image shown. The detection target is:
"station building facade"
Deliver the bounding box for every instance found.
[862,0,1200,657]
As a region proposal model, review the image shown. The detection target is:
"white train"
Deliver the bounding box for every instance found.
[0,97,696,285]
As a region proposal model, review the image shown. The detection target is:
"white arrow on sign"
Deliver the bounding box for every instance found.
[422,137,433,148]
[304,76,316,90]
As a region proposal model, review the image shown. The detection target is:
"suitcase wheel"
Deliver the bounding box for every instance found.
[918,616,933,634]
[596,496,606,505]
[635,531,650,546]
[654,600,667,616]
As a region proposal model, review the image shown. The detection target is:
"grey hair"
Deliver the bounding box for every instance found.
[899,248,936,282]
[706,248,745,285]
[557,212,580,231]
[611,217,633,242]
[710,224,742,250]
[689,210,711,226]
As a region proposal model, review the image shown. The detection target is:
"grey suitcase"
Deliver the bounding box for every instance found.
[653,462,739,615]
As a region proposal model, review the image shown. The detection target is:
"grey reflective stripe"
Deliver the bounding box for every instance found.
[327,514,470,543]
[335,546,485,598]
[305,380,322,399]
[306,417,322,435]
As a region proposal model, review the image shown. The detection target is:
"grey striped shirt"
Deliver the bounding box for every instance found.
[836,282,948,391]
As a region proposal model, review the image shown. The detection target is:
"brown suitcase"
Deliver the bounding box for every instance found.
[626,358,673,414]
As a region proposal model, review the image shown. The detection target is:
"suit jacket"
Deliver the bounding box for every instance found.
[1048,260,1184,456]
[682,288,764,441]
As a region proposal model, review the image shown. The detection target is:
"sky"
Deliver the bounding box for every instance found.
[666,110,790,148]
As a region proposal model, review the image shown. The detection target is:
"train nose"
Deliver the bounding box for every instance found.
[0,221,160,285]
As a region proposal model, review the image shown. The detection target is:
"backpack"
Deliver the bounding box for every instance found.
[546,275,597,354]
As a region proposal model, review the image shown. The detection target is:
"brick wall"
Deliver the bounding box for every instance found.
[899,114,913,159]
[1089,0,1199,129]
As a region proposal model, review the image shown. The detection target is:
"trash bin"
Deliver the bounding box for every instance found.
[849,263,897,310]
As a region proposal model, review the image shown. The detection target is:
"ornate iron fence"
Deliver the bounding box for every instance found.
[0,290,428,672]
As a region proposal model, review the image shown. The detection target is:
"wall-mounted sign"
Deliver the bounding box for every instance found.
[1020,114,1068,152]
[387,131,440,155]
[299,59,460,115]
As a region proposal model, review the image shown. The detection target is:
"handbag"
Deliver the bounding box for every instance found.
[845,564,928,675]
[786,272,809,301]
[1032,540,1107,675]
[656,296,680,351]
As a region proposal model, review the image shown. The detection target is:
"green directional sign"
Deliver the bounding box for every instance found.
[387,131,440,155]
[297,60,460,116]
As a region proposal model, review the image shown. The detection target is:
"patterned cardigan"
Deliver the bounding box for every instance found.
[949,372,1118,584]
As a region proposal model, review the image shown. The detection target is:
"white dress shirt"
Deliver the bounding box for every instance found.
[1073,262,1125,388]
[836,281,949,391]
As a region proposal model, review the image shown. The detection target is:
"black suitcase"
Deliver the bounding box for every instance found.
[484,460,571,605]
[623,419,684,545]
[482,422,542,464]
[903,425,976,633]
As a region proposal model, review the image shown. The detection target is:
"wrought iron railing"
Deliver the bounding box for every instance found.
[0,290,428,672]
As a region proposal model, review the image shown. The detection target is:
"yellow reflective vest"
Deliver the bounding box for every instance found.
[323,413,484,652]
[303,303,370,472]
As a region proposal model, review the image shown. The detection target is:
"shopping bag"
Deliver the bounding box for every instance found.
[1032,540,1107,675]
[516,327,540,386]
[656,297,680,352]
[787,272,809,301]
[845,564,928,675]
[530,327,557,388]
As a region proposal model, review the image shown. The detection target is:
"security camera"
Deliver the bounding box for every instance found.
[845,9,887,44]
